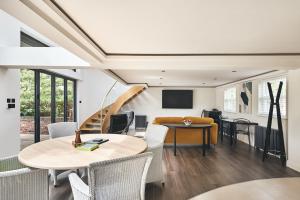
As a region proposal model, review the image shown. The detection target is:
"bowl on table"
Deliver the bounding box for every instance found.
[183,120,192,126]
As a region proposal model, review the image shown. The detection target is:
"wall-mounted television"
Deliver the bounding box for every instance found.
[162,90,193,109]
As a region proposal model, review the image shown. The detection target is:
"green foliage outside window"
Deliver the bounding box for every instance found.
[20,69,74,117]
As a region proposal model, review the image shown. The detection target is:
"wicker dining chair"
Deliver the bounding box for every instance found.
[69,152,153,200]
[0,155,49,200]
[48,122,77,186]
[144,124,168,185]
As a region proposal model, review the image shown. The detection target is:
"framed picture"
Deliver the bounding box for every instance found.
[238,81,252,114]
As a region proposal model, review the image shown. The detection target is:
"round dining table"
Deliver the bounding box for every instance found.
[18,134,147,170]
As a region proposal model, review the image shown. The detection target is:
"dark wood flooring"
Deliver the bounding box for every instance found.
[50,138,300,200]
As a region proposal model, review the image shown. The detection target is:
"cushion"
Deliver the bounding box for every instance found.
[153,117,184,124]
[183,116,214,124]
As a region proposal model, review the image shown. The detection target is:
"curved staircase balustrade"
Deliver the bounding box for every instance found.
[80,85,146,134]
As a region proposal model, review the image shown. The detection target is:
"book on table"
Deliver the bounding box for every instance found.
[76,138,110,151]
[77,143,99,151]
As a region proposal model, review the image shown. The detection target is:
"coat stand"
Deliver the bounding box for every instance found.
[262,81,286,167]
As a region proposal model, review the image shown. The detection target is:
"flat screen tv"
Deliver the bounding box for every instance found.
[162,90,193,109]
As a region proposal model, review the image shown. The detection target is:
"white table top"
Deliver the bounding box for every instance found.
[190,178,300,200]
[18,134,147,170]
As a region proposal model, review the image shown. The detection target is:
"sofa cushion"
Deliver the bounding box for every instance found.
[183,116,214,124]
[153,117,183,124]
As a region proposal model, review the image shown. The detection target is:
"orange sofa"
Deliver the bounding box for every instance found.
[153,116,218,145]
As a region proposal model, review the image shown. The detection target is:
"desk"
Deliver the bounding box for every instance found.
[161,123,212,156]
[221,118,258,145]
[18,134,147,170]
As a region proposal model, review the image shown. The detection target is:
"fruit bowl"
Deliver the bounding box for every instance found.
[183,119,192,126]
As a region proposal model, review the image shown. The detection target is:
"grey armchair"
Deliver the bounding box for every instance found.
[69,152,153,200]
[0,155,49,200]
[48,122,77,186]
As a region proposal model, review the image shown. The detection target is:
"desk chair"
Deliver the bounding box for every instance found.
[233,118,251,147]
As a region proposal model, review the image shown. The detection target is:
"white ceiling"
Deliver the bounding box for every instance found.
[55,0,300,55]
[1,0,300,73]
[113,69,271,86]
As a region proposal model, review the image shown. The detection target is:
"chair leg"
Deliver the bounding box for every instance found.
[235,133,237,144]
[50,169,58,187]
[53,174,58,187]
[248,133,251,147]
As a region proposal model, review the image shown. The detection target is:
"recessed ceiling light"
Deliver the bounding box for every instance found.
[160,77,163,80]
[232,70,237,72]
[202,83,206,85]
[161,70,166,73]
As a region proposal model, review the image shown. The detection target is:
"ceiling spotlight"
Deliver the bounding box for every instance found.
[232,70,237,72]
[161,70,166,73]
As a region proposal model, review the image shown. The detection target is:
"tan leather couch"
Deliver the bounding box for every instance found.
[153,116,218,145]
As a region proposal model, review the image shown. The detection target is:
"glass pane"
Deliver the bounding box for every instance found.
[67,80,74,122]
[258,77,287,117]
[40,73,51,135]
[56,77,64,122]
[20,69,35,149]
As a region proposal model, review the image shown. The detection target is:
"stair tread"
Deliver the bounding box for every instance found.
[80,128,100,131]
[87,122,101,125]
[92,118,102,121]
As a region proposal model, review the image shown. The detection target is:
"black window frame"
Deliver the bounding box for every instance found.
[20,31,77,143]
[27,69,77,143]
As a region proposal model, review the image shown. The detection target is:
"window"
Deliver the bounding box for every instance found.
[20,70,77,147]
[224,87,237,112]
[20,32,48,47]
[55,77,65,122]
[20,32,77,147]
[258,77,287,117]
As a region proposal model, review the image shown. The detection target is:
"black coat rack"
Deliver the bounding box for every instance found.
[262,81,286,166]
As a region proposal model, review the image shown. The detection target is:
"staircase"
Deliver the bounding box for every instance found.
[80,85,146,134]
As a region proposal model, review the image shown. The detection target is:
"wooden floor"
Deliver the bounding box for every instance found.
[50,138,300,200]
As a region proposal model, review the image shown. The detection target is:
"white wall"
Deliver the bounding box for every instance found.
[123,87,216,124]
[0,10,122,157]
[287,69,300,171]
[0,68,20,157]
[0,10,21,157]
[77,68,129,124]
[215,71,288,148]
